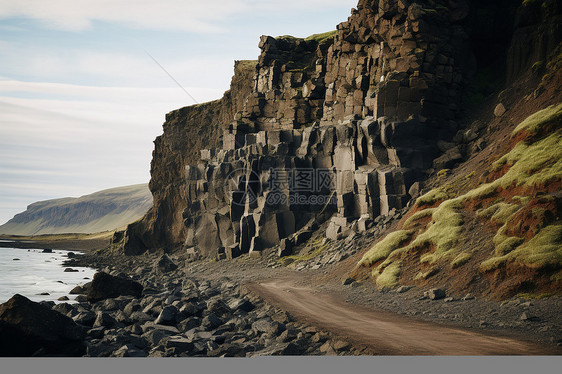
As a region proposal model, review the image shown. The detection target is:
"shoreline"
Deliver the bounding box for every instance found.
[0,232,112,253]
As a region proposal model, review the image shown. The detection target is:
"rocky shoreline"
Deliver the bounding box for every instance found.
[0,249,372,357]
[1,234,561,357]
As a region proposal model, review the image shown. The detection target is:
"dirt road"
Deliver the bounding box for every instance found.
[249,278,559,355]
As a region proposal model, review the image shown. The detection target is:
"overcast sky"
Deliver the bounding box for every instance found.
[0,0,357,225]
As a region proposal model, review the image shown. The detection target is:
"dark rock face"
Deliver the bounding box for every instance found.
[507,0,562,82]
[119,0,561,258]
[87,272,143,303]
[0,294,85,356]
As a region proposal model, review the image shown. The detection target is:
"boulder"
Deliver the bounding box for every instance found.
[277,238,293,257]
[156,254,178,273]
[494,103,506,117]
[69,285,84,295]
[155,306,178,326]
[0,294,85,356]
[93,311,116,328]
[426,288,446,300]
[201,313,224,330]
[73,311,96,327]
[87,272,143,303]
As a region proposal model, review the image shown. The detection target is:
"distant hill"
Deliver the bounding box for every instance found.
[0,184,152,235]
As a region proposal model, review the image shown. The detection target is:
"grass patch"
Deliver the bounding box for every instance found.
[374,262,401,289]
[516,292,555,300]
[416,187,453,206]
[404,208,436,228]
[494,236,525,256]
[409,198,465,264]
[304,30,337,43]
[414,267,439,280]
[359,230,415,266]
[481,224,562,272]
[452,252,472,268]
[356,105,562,286]
[512,103,562,138]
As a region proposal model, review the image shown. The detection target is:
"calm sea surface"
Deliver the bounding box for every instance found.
[0,245,96,304]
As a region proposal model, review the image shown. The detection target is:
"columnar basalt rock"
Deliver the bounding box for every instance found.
[120,0,477,257]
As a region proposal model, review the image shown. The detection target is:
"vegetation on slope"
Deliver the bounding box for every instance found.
[354,104,562,295]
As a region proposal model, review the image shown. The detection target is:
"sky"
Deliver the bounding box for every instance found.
[0,0,358,225]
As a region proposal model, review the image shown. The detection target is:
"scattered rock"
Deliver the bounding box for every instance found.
[164,337,194,353]
[42,249,53,253]
[201,313,223,330]
[494,103,506,117]
[462,293,475,301]
[396,286,412,293]
[156,254,178,273]
[64,268,79,273]
[520,312,538,322]
[73,311,96,327]
[155,306,178,326]
[69,285,84,295]
[228,298,255,313]
[443,297,455,303]
[342,278,355,286]
[425,288,446,300]
[93,311,116,328]
[58,296,70,301]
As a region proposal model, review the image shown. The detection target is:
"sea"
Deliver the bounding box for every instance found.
[0,242,96,304]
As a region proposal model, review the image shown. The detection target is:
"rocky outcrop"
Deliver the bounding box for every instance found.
[121,0,476,257]
[507,0,562,82]
[120,0,561,259]
[0,294,85,356]
[120,61,256,255]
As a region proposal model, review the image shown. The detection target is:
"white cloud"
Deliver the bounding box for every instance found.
[0,0,354,32]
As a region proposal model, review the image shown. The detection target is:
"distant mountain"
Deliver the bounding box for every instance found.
[0,184,152,235]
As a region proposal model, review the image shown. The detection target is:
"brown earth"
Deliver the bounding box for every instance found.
[248,277,560,355]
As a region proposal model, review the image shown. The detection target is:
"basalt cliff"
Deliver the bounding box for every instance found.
[116,0,562,299]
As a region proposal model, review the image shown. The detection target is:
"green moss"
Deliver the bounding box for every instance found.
[374,262,401,289]
[282,236,328,264]
[359,230,415,266]
[404,208,436,228]
[414,267,439,280]
[516,292,554,300]
[482,224,562,272]
[275,35,298,41]
[437,169,451,178]
[512,196,532,205]
[416,187,451,206]
[452,252,472,268]
[408,198,465,264]
[495,236,524,256]
[359,106,562,279]
[512,103,562,137]
[304,30,337,43]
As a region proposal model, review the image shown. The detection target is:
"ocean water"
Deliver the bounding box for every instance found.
[0,246,96,304]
